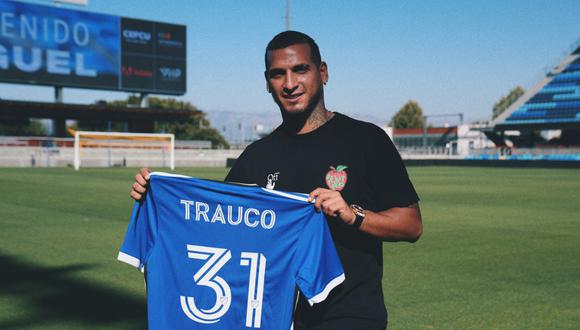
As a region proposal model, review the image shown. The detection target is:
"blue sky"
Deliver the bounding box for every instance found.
[3,0,580,124]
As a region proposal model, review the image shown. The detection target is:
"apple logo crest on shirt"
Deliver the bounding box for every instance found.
[325,165,348,191]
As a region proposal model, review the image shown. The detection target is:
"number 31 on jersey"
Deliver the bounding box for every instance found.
[180,244,267,328]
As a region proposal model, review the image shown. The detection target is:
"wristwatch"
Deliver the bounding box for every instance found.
[349,204,365,229]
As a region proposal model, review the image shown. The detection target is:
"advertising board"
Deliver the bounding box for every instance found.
[0,0,186,95]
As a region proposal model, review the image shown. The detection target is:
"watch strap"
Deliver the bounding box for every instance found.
[352,213,364,229]
[349,204,365,229]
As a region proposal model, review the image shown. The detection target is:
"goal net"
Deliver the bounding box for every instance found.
[72,130,175,170]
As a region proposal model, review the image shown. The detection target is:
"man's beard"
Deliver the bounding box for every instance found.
[275,87,323,134]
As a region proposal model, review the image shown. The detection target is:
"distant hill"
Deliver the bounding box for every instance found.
[206,110,388,145]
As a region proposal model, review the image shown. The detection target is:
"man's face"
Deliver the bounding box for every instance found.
[265,44,328,115]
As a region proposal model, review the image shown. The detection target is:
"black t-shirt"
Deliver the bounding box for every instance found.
[225,112,419,329]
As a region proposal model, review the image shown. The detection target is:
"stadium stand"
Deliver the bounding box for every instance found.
[494,44,580,132]
[501,49,580,126]
[476,41,580,163]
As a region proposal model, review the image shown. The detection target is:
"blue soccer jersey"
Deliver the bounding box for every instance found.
[118,172,345,329]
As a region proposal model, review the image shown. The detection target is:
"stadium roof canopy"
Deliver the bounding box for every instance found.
[493,45,580,131]
[0,99,200,136]
[0,99,199,122]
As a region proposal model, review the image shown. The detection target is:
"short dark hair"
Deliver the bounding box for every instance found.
[265,31,322,70]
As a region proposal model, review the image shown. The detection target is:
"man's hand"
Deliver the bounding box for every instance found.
[308,188,355,225]
[130,167,150,201]
[308,188,423,242]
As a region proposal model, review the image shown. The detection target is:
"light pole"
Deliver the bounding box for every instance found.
[285,0,290,30]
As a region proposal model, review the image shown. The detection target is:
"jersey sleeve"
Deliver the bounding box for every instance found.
[117,196,158,272]
[366,125,419,210]
[295,210,345,306]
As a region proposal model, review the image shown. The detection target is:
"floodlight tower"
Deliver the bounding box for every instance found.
[285,0,290,30]
[50,0,89,136]
[51,0,88,103]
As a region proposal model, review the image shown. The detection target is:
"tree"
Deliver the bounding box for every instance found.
[0,119,47,136]
[90,96,229,148]
[391,100,425,129]
[492,86,525,119]
[156,113,229,149]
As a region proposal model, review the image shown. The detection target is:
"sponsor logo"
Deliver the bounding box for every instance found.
[122,65,153,77]
[158,32,172,40]
[266,172,279,189]
[159,67,182,80]
[123,29,151,44]
[325,165,348,191]
[157,31,184,48]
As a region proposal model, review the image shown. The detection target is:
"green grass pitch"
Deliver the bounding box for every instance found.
[0,166,579,329]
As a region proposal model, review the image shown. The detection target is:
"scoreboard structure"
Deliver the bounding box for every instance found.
[0,0,186,95]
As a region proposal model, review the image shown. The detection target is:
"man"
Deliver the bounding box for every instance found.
[131,31,422,329]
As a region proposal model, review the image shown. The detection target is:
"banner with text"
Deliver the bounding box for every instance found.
[0,0,186,95]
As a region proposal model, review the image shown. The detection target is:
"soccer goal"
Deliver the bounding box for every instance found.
[73,130,175,170]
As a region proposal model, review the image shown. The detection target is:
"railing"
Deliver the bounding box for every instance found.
[397,146,452,155]
[0,136,239,167]
[0,136,73,147]
[470,147,580,156]
[0,136,212,149]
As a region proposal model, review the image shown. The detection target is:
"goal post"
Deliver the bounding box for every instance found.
[72,130,175,170]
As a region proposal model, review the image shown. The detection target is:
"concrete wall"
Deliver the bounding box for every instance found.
[0,147,243,168]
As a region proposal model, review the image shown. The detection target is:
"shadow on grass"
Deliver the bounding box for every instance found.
[0,253,146,329]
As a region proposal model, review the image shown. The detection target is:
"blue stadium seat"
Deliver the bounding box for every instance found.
[505,56,580,124]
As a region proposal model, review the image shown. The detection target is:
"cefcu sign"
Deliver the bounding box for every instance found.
[0,0,186,95]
